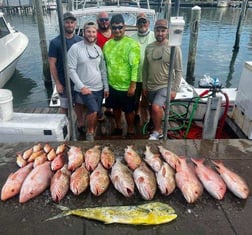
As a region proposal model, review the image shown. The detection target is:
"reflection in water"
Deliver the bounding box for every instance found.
[226,50,239,88]
[4,70,37,109]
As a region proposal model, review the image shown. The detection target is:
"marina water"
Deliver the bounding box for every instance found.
[3,7,252,108]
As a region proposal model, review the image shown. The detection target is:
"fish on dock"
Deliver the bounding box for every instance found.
[124,145,142,170]
[133,162,157,200]
[70,163,89,196]
[156,162,176,196]
[101,146,115,169]
[191,158,226,200]
[1,163,33,201]
[158,146,179,169]
[67,146,84,171]
[110,158,135,197]
[211,160,250,199]
[175,157,203,203]
[84,145,101,171]
[90,163,110,196]
[50,164,71,202]
[143,145,163,172]
[46,202,177,225]
[19,161,53,203]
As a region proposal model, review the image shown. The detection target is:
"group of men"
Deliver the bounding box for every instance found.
[48,11,182,141]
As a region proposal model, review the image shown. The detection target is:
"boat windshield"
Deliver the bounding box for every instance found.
[0,17,10,38]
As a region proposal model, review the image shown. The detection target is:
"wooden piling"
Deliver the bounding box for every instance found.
[233,0,248,52]
[33,0,52,88]
[186,6,201,85]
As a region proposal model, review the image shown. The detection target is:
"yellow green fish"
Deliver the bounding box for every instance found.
[46,202,177,225]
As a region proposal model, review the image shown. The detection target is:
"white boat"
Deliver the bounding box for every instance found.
[0,12,29,88]
[71,0,157,35]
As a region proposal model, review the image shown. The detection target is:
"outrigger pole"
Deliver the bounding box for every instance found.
[56,0,77,141]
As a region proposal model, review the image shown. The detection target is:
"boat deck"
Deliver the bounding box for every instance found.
[0,139,251,234]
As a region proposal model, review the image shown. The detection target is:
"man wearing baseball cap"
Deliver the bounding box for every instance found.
[131,13,155,124]
[142,18,183,140]
[68,21,108,141]
[48,12,85,135]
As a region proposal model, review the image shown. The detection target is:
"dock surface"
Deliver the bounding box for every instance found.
[0,139,251,235]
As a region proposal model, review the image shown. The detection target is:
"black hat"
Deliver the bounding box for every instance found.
[63,12,76,21]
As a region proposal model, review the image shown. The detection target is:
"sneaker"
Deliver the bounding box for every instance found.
[149,131,164,140]
[86,132,95,142]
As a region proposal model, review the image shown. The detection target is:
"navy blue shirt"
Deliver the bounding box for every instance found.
[48,34,83,87]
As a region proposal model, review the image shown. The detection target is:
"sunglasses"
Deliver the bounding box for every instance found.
[137,19,147,25]
[86,46,100,59]
[111,25,124,30]
[99,18,109,22]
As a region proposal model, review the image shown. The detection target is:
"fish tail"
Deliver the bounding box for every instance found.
[44,205,71,221]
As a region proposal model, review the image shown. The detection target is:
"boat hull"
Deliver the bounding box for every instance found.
[0,14,29,88]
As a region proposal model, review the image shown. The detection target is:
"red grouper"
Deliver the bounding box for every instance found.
[175,156,203,203]
[19,161,53,203]
[191,158,226,200]
[1,162,33,201]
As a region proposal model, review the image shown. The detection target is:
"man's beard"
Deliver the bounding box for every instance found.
[84,36,96,43]
[98,25,109,31]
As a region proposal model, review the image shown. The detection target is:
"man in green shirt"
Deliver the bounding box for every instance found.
[103,14,140,137]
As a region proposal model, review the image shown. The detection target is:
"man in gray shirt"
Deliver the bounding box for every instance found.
[68,21,109,141]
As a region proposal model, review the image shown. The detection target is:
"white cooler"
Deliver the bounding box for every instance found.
[0,112,69,143]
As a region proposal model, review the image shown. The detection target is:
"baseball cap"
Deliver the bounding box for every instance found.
[83,21,98,30]
[63,12,76,21]
[137,13,148,21]
[154,19,168,29]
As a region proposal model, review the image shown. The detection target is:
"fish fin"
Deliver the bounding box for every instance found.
[44,205,71,221]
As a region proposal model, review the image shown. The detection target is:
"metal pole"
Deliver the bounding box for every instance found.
[163,0,181,140]
[163,47,176,140]
[186,6,201,85]
[55,0,77,141]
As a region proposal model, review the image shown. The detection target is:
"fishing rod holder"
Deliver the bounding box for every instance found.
[169,16,185,47]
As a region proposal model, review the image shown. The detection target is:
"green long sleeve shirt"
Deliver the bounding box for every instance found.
[103,36,140,91]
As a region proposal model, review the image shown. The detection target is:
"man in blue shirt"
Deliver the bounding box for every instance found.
[48,12,84,132]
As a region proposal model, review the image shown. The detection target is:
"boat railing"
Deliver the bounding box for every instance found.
[72,0,152,10]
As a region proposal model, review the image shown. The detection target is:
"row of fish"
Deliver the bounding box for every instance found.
[1,143,250,204]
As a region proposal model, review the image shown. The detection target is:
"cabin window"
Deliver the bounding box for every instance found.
[0,18,10,38]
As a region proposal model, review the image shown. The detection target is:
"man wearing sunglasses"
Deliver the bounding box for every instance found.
[131,13,155,124]
[96,11,114,117]
[142,19,183,140]
[96,12,113,49]
[68,21,109,142]
[103,14,140,138]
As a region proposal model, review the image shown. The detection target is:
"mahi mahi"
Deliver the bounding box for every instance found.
[46,202,177,225]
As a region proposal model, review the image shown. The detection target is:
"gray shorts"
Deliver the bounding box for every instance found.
[59,89,69,109]
[148,87,167,107]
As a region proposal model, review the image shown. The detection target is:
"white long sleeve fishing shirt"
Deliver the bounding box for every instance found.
[67,41,108,92]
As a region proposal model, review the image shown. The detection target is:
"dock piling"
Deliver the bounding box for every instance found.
[186,6,201,85]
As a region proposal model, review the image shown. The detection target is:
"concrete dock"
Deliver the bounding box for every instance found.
[0,139,251,235]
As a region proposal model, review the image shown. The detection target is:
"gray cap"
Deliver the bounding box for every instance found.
[63,12,76,21]
[154,19,168,29]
